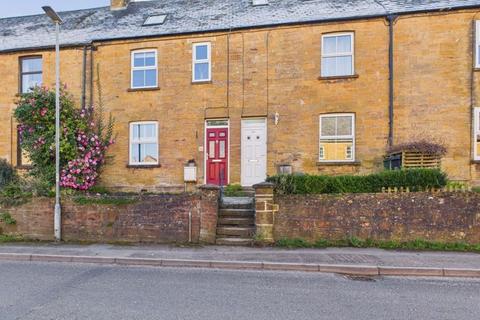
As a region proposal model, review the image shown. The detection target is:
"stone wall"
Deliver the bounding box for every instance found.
[0,186,219,244]
[273,192,480,244]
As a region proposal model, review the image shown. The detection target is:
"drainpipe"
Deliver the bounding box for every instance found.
[89,45,95,107]
[81,46,88,108]
[387,15,398,148]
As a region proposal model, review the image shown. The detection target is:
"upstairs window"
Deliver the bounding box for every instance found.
[476,21,480,69]
[321,33,354,77]
[129,121,159,165]
[20,56,42,93]
[319,114,355,162]
[131,50,158,89]
[192,43,211,82]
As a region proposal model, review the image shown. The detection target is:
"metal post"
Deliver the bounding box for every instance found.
[54,21,61,241]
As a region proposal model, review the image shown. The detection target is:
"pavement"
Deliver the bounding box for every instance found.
[0,243,479,278]
[1,261,480,320]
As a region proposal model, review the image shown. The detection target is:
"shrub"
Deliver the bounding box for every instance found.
[266,169,448,194]
[0,159,17,190]
[14,86,115,191]
[223,184,243,197]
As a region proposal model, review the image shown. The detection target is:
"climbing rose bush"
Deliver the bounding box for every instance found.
[14,86,115,191]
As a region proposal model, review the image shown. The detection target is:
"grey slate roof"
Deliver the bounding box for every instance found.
[1,0,480,52]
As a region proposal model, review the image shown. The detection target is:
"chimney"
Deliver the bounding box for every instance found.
[111,0,131,10]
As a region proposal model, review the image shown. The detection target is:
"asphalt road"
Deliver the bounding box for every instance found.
[1,261,479,320]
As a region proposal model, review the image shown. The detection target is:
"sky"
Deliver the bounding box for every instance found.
[0,0,111,18]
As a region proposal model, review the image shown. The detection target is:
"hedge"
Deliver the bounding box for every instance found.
[266,169,448,194]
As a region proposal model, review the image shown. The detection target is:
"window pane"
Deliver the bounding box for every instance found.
[145,69,157,87]
[22,58,42,72]
[133,53,145,67]
[141,144,158,163]
[133,125,140,139]
[219,140,225,158]
[209,141,216,158]
[323,37,336,55]
[321,117,336,136]
[140,124,156,139]
[336,56,353,76]
[337,35,352,53]
[131,143,141,163]
[194,63,210,80]
[144,52,156,67]
[195,45,208,60]
[337,116,353,136]
[321,57,336,77]
[22,73,42,93]
[132,70,145,87]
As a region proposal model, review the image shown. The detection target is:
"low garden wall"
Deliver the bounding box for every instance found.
[0,185,220,244]
[273,192,480,244]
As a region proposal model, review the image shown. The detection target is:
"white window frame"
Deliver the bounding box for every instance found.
[319,113,355,163]
[475,21,480,69]
[474,108,480,160]
[129,121,159,166]
[192,42,212,82]
[131,49,158,89]
[321,32,355,77]
[20,56,43,94]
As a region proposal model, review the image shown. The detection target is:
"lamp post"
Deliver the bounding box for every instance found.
[42,6,63,241]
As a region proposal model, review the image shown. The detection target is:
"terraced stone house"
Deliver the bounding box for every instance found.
[1,0,480,191]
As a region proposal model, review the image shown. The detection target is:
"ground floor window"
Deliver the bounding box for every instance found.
[474,108,480,160]
[129,121,159,165]
[319,113,355,162]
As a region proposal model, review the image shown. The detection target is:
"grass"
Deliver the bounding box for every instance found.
[275,237,480,253]
[223,184,246,197]
[72,196,138,206]
[0,234,23,243]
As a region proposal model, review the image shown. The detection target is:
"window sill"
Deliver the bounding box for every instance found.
[126,164,162,169]
[473,68,480,72]
[471,160,480,164]
[316,161,361,166]
[127,87,160,92]
[318,74,359,81]
[192,80,212,85]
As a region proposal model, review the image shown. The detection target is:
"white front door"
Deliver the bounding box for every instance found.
[241,118,267,186]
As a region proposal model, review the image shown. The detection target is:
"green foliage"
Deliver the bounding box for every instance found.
[14,85,115,191]
[276,238,311,248]
[0,159,17,190]
[14,87,82,185]
[223,184,244,197]
[275,237,480,252]
[0,212,16,225]
[0,234,23,243]
[73,196,138,206]
[267,169,448,194]
[0,183,32,207]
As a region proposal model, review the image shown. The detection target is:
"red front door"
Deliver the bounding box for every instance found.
[206,128,228,185]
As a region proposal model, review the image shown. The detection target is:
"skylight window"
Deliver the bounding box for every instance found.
[252,0,269,6]
[143,14,167,26]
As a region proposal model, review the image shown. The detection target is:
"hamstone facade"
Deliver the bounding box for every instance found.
[1,3,480,191]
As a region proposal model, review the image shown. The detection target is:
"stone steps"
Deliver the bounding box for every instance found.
[217,226,255,237]
[216,237,254,246]
[216,195,255,246]
[217,217,254,226]
[219,208,255,218]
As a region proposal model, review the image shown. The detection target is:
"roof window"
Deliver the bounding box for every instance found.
[252,0,269,6]
[143,14,167,26]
